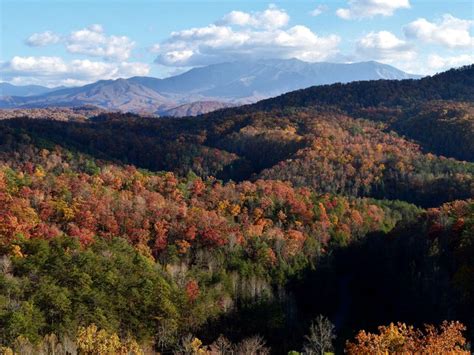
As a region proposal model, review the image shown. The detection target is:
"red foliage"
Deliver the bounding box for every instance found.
[185,280,200,302]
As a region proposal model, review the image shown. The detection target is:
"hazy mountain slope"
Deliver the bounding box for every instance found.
[0,79,176,112]
[0,82,63,97]
[0,60,420,112]
[130,59,420,100]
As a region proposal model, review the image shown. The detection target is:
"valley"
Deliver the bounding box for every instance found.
[0,65,472,353]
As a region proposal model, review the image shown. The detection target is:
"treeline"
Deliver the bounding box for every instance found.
[1,320,469,354]
[249,64,474,113]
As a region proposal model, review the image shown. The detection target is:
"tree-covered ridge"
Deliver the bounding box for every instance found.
[2,106,473,207]
[248,65,474,113]
[0,138,413,264]
[257,111,474,206]
[390,101,474,161]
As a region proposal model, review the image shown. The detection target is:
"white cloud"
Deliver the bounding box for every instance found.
[24,25,135,61]
[26,31,61,47]
[66,24,135,61]
[0,56,150,87]
[219,4,289,29]
[336,0,410,20]
[404,14,474,48]
[427,54,474,72]
[309,5,328,17]
[153,6,340,67]
[356,31,416,62]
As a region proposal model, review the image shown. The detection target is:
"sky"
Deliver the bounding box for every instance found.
[1,0,473,87]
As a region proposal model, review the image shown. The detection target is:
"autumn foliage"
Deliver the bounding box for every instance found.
[0,65,473,353]
[0,141,402,266]
[346,321,469,354]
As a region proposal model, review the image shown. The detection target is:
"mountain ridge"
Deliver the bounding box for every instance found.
[0,59,421,115]
[0,82,65,97]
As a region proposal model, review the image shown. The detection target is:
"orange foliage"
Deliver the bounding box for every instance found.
[346,321,469,354]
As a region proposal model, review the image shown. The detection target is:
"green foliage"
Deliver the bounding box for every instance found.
[0,236,180,345]
[0,301,45,344]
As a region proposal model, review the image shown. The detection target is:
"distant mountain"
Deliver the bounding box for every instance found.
[129,59,420,100]
[0,82,63,97]
[159,101,236,117]
[0,59,421,115]
[0,79,176,113]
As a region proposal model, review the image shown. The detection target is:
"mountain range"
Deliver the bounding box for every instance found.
[0,59,421,116]
[0,82,65,97]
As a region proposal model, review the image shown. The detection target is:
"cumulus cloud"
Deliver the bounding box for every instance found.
[66,24,135,61]
[427,54,474,72]
[404,14,474,48]
[219,4,289,29]
[356,31,416,62]
[153,6,340,67]
[26,31,61,47]
[0,56,149,87]
[24,25,135,61]
[353,30,472,75]
[336,0,410,20]
[309,5,328,17]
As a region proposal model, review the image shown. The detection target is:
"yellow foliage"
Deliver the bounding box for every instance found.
[218,199,230,212]
[229,204,241,217]
[54,200,75,221]
[76,324,144,355]
[10,244,24,258]
[0,346,14,355]
[34,167,46,178]
[191,337,208,354]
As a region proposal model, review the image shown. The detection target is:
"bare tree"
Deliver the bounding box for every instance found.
[234,336,270,355]
[303,315,336,355]
[209,335,233,354]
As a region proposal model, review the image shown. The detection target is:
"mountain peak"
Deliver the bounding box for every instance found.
[1,60,422,115]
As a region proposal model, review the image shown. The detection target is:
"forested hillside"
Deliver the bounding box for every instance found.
[4,105,472,207]
[0,65,473,354]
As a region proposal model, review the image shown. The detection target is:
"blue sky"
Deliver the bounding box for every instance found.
[1,0,473,87]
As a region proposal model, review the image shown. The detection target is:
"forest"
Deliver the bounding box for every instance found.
[0,65,473,354]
